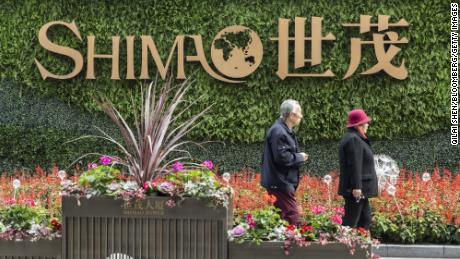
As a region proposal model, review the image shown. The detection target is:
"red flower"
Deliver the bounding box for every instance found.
[287,225,296,231]
[50,219,61,231]
[357,227,367,236]
[300,225,314,234]
[263,193,277,204]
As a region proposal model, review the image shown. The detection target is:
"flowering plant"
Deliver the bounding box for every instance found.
[229,204,378,258]
[61,158,233,208]
[161,169,232,207]
[229,168,460,245]
[69,76,212,189]
[0,200,61,241]
[334,226,378,257]
[78,165,121,195]
[228,172,379,258]
[228,206,288,244]
[298,204,345,238]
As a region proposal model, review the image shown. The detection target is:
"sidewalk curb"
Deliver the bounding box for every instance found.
[373,244,460,258]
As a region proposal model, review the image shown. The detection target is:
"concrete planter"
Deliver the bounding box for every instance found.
[0,239,61,259]
[229,241,369,259]
[62,196,232,259]
[374,243,460,258]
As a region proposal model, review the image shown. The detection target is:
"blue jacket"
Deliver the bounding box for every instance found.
[261,118,305,192]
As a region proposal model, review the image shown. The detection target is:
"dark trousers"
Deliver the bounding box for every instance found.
[342,197,372,230]
[267,189,299,226]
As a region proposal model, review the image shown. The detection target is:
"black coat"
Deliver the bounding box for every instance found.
[338,128,378,198]
[261,119,305,192]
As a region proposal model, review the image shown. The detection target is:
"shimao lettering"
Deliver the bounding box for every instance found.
[35,16,409,83]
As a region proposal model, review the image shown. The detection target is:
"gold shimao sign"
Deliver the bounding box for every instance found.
[34,15,409,83]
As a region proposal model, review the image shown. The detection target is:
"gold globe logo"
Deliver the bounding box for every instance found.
[211,25,264,79]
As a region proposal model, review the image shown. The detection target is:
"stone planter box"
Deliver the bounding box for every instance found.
[62,196,232,259]
[374,243,460,258]
[0,239,62,259]
[229,241,370,259]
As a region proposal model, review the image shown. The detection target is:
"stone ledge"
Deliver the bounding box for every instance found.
[373,244,460,258]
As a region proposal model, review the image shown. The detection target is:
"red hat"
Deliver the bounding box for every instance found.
[346,109,371,128]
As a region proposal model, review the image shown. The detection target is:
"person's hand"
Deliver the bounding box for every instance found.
[299,152,309,161]
[352,189,362,199]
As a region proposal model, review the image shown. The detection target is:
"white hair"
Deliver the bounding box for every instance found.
[280,99,300,119]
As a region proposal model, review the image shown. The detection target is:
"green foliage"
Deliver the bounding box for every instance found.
[0,0,451,145]
[233,206,287,244]
[166,170,219,189]
[185,130,459,175]
[78,165,121,194]
[0,205,48,231]
[305,211,337,236]
[451,227,460,244]
[164,170,232,207]
[371,209,458,244]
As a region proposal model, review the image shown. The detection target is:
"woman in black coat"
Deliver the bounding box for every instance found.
[338,109,378,230]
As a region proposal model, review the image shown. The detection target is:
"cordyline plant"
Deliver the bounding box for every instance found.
[70,75,212,187]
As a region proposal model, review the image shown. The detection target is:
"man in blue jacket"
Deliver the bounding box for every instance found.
[261,99,309,226]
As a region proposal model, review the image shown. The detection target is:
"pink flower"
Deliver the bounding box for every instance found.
[166,199,176,208]
[246,214,256,229]
[143,182,149,191]
[88,163,98,170]
[231,225,246,237]
[99,156,112,165]
[311,205,326,215]
[23,199,35,207]
[202,160,213,170]
[335,207,345,216]
[159,182,174,193]
[172,162,184,172]
[285,229,297,238]
[318,233,328,245]
[3,198,16,205]
[330,215,343,225]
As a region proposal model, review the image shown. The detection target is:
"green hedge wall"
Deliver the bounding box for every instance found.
[0,0,451,144]
[1,79,458,175]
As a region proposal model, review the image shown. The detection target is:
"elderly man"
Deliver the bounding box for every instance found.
[261,99,309,226]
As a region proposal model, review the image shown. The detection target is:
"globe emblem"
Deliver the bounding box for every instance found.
[211,25,263,79]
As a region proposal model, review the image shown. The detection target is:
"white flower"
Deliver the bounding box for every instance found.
[227,229,235,241]
[268,225,286,241]
[58,170,67,180]
[61,179,73,187]
[387,185,396,196]
[0,222,5,233]
[108,182,121,191]
[123,181,138,190]
[28,224,42,235]
[323,174,332,185]
[184,181,195,191]
[222,172,231,183]
[12,179,21,189]
[422,172,431,182]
